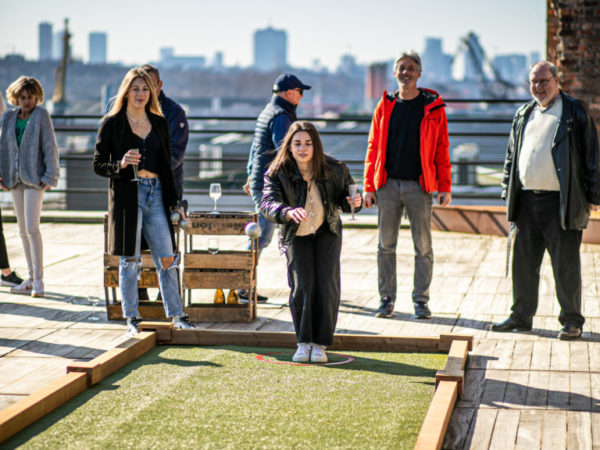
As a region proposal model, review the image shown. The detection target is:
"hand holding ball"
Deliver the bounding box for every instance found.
[244,222,261,239]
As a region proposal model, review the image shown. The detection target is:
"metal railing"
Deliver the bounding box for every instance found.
[34,99,525,209]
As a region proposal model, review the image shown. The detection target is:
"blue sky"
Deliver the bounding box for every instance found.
[0,0,546,69]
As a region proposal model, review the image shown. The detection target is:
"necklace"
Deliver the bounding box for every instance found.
[126,113,147,126]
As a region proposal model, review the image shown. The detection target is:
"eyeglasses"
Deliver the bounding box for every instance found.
[530,78,553,87]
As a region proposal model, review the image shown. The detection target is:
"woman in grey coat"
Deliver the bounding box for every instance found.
[0,76,59,297]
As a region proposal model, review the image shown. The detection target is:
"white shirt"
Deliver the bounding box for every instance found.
[518,96,562,191]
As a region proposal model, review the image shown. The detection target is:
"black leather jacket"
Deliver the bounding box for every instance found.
[502,91,600,230]
[261,155,360,252]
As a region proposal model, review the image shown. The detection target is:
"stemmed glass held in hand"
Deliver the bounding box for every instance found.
[130,148,140,182]
[209,183,221,213]
[348,184,358,220]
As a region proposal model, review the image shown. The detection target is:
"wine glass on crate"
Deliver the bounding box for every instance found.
[209,183,221,213]
[207,238,219,255]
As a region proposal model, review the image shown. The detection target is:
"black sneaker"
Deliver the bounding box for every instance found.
[1,271,24,287]
[375,297,394,318]
[558,324,582,340]
[237,289,268,304]
[127,317,142,337]
[414,302,432,319]
[173,314,195,329]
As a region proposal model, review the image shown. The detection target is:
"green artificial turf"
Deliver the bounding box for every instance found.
[8,346,446,449]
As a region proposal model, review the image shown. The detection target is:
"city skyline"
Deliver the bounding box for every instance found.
[0,0,546,69]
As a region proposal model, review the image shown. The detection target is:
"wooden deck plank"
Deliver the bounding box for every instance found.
[569,372,591,411]
[515,409,543,449]
[488,410,519,450]
[526,369,549,409]
[461,408,497,450]
[541,410,567,450]
[503,370,530,409]
[547,371,570,410]
[567,411,592,450]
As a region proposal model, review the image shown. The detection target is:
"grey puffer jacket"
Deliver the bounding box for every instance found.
[0,107,60,189]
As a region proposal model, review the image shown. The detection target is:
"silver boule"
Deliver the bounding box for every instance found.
[170,211,181,223]
[180,219,191,230]
[244,222,261,238]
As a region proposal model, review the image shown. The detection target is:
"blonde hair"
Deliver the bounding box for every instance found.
[6,76,45,106]
[106,67,162,117]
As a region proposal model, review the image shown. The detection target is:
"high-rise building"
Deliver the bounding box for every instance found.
[253,26,287,71]
[365,62,388,112]
[421,37,452,83]
[38,22,53,61]
[89,32,107,64]
[492,54,528,84]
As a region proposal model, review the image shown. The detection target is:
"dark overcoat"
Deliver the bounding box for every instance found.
[93,109,179,256]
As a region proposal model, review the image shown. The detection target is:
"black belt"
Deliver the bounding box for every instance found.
[526,189,558,195]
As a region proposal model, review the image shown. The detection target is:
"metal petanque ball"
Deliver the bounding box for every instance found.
[244,222,261,239]
[179,219,191,230]
[170,211,181,223]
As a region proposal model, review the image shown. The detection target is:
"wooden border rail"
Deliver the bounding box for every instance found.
[0,329,472,446]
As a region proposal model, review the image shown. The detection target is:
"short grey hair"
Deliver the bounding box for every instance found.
[394,51,422,73]
[529,60,558,78]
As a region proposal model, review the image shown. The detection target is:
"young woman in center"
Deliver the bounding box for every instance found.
[261,121,362,363]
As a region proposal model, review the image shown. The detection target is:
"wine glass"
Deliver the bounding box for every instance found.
[207,238,220,255]
[348,184,358,220]
[88,295,100,321]
[209,183,221,213]
[130,148,140,182]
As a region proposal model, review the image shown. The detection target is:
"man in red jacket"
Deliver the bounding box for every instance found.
[363,51,452,319]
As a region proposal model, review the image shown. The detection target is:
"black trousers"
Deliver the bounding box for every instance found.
[0,208,9,270]
[511,191,584,328]
[285,225,342,346]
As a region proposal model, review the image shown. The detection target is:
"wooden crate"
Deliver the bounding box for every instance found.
[182,211,258,322]
[102,215,182,320]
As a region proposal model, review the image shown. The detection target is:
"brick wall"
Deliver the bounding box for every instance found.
[547,0,600,130]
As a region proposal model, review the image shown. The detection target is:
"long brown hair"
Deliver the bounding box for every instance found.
[106,67,162,118]
[268,121,328,179]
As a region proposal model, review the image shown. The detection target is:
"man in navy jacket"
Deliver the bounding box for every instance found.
[142,64,189,199]
[242,73,311,302]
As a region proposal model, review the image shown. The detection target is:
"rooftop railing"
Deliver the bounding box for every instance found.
[4,98,526,210]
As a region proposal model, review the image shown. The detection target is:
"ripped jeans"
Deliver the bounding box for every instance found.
[119,178,183,319]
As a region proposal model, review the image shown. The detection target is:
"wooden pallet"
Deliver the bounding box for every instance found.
[182,211,258,322]
[102,215,182,320]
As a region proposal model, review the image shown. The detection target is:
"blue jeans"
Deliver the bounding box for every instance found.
[250,188,275,256]
[119,178,183,319]
[376,179,433,304]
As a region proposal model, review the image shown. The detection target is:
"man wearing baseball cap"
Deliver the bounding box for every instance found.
[241,73,311,303]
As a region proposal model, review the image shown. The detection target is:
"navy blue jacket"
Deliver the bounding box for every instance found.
[158,90,189,198]
[247,95,297,195]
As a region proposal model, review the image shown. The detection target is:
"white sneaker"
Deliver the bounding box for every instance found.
[10,279,33,295]
[32,279,44,298]
[292,343,311,362]
[127,317,141,337]
[173,315,195,329]
[310,344,328,363]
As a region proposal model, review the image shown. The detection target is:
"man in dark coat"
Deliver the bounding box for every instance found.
[491,61,600,339]
[240,73,311,303]
[141,65,189,199]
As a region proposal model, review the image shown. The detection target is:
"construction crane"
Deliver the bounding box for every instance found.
[453,32,516,98]
[52,18,71,115]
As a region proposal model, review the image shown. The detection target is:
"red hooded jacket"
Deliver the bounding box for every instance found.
[363,88,451,194]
